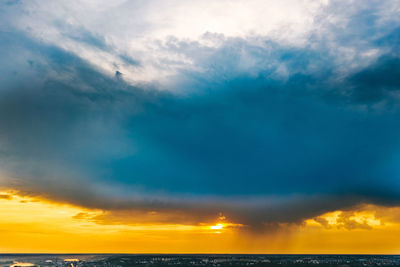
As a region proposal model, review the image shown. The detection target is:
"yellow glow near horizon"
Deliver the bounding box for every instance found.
[2,191,400,253]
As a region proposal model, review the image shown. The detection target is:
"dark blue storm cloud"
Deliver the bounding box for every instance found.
[1,1,400,228]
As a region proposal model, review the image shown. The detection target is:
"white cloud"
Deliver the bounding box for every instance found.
[3,0,400,88]
[4,0,325,84]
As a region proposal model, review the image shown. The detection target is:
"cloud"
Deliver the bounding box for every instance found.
[5,0,399,85]
[348,56,400,103]
[1,1,400,231]
[0,194,12,200]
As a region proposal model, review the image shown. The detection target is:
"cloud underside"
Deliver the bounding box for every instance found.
[1,1,400,230]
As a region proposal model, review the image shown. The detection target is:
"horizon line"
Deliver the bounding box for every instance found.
[1,253,400,256]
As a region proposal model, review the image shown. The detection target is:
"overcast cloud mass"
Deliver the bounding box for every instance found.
[1,0,400,230]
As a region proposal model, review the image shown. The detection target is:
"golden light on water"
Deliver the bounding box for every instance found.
[11,263,37,267]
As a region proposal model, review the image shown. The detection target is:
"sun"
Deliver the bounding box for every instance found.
[210,223,224,230]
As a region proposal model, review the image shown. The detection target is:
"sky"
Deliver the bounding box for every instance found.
[1,0,400,253]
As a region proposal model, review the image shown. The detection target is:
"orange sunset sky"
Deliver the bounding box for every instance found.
[1,191,400,253]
